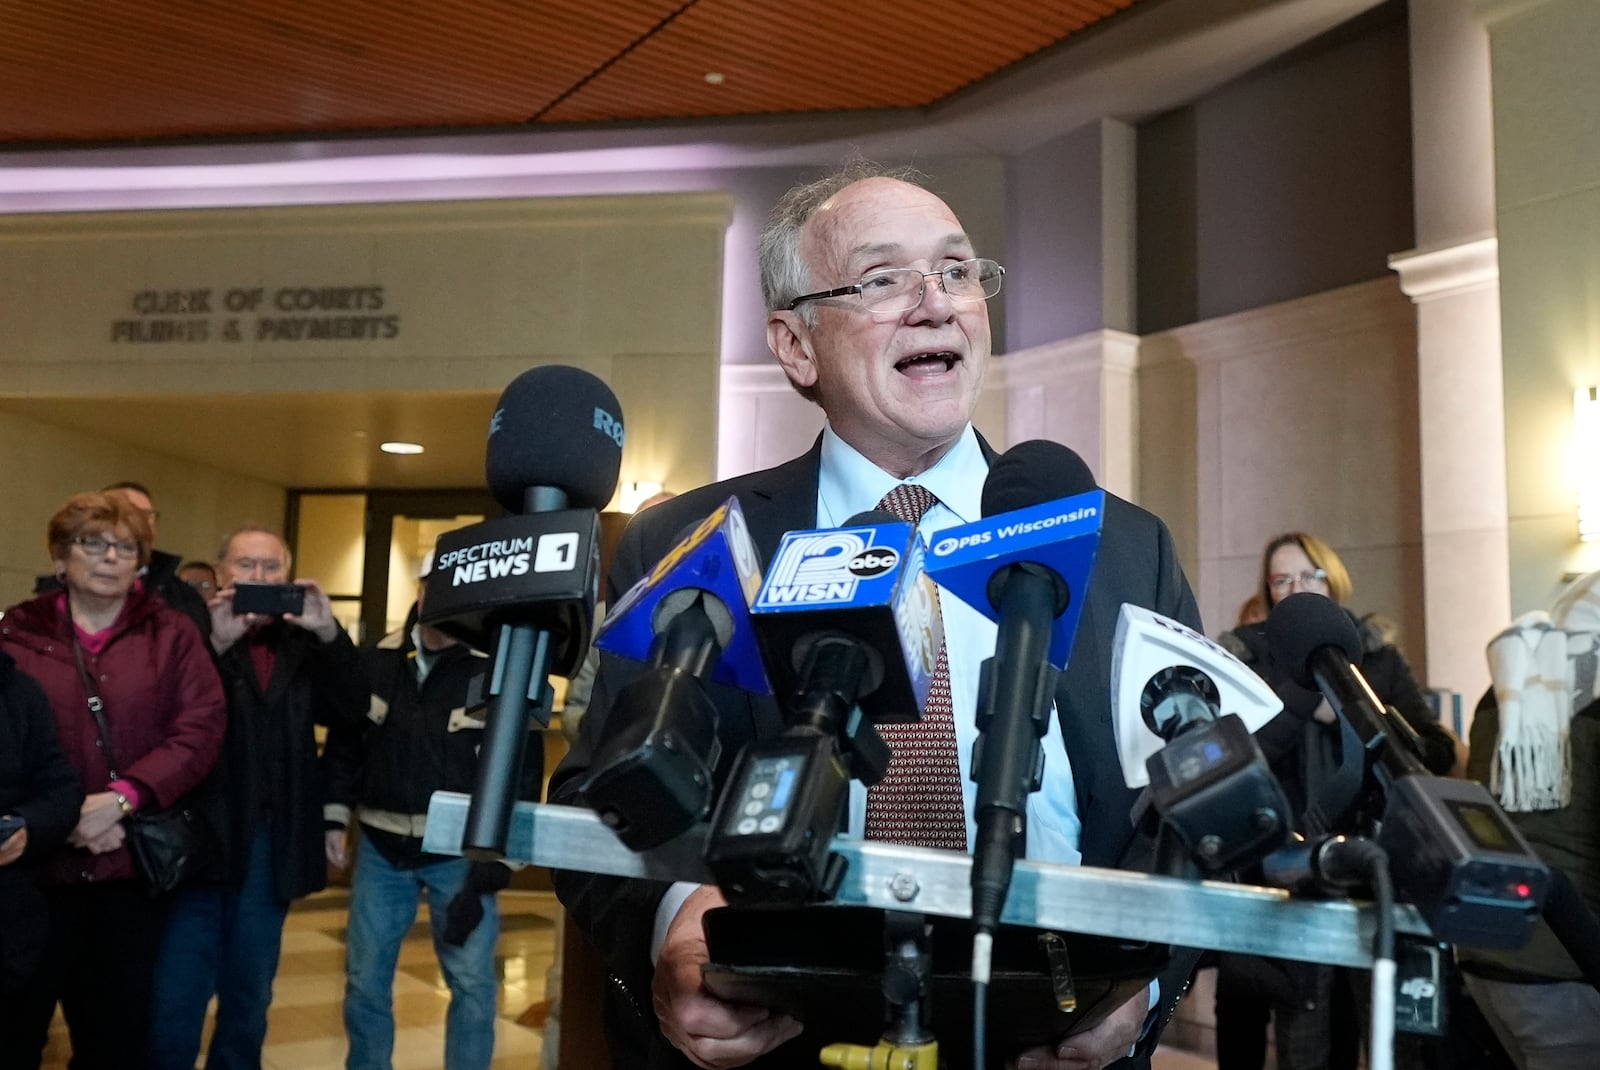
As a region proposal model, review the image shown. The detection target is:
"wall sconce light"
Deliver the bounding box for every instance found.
[619,480,665,514]
[1576,387,1600,541]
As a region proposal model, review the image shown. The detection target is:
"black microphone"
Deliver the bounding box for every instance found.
[1262,595,1425,777]
[424,365,623,859]
[580,504,770,850]
[953,441,1100,944]
[1264,593,1551,948]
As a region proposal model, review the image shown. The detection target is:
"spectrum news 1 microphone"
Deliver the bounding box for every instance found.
[923,440,1101,952]
[705,509,944,904]
[1109,605,1290,875]
[578,498,769,850]
[1263,593,1550,949]
[420,365,622,859]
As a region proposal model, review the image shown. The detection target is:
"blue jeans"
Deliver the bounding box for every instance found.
[343,828,499,1070]
[148,823,291,1070]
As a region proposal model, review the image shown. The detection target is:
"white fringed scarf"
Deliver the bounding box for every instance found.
[1487,570,1600,811]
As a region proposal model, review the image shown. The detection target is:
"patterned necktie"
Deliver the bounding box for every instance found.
[863,483,968,851]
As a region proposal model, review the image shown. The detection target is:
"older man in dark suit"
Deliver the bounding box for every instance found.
[551,163,1201,1070]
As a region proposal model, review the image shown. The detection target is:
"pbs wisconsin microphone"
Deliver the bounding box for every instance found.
[420,365,624,859]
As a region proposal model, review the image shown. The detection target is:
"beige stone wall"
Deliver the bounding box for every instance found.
[1143,278,1427,671]
[0,407,284,608]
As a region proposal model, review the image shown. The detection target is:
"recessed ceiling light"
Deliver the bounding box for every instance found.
[380,441,425,455]
[704,72,725,85]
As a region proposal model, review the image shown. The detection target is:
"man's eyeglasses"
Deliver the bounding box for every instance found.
[73,534,139,558]
[786,258,1005,314]
[1268,568,1329,592]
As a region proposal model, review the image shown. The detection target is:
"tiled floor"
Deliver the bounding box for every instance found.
[38,888,1215,1069]
[41,889,560,1070]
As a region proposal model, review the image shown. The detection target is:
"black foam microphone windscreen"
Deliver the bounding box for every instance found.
[1262,592,1364,690]
[485,365,624,512]
[980,439,1097,517]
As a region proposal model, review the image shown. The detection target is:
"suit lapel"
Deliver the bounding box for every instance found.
[737,438,825,560]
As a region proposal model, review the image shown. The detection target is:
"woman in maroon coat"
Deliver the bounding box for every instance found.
[0,490,226,1070]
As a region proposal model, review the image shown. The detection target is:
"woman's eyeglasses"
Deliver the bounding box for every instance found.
[1267,568,1329,592]
[73,534,139,558]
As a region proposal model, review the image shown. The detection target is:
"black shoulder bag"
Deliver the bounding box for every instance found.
[73,639,215,894]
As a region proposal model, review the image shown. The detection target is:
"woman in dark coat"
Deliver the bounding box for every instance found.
[1213,531,1460,1070]
[0,491,226,1070]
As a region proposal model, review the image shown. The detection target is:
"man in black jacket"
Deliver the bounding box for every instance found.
[147,526,367,1070]
[323,552,544,1070]
[103,481,212,637]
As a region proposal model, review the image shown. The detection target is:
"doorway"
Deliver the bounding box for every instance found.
[288,488,498,646]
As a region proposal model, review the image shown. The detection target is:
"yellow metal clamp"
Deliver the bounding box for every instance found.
[818,1039,939,1070]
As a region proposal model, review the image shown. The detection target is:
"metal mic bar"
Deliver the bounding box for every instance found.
[422,791,1429,968]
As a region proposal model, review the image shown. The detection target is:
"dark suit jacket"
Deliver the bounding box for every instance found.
[550,435,1203,1069]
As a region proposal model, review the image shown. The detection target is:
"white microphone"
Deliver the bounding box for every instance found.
[1110,604,1283,789]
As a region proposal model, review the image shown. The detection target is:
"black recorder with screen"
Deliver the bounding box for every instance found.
[1265,593,1550,949]
[233,583,305,617]
[1379,775,1549,948]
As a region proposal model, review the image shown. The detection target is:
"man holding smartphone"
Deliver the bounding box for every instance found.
[148,526,368,1070]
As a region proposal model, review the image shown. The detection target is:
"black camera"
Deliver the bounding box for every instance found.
[233,583,305,617]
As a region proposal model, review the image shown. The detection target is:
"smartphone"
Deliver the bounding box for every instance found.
[233,583,306,617]
[0,814,25,845]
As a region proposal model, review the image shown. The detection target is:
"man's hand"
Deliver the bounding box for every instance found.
[1008,988,1149,1070]
[285,579,340,643]
[209,587,252,654]
[652,885,803,1069]
[0,824,27,866]
[325,828,349,869]
[69,792,124,848]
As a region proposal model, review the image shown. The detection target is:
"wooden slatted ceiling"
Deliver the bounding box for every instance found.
[0,0,1139,145]
[545,0,1137,123]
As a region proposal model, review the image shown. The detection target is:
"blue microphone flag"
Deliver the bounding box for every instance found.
[597,497,771,694]
[924,490,1104,667]
[751,520,942,724]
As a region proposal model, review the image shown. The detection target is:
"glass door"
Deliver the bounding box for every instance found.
[358,490,499,645]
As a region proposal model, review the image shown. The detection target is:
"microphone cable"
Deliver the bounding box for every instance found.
[1268,835,1396,1070]
[972,931,991,1070]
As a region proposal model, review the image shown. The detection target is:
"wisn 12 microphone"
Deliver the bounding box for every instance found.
[705,514,943,903]
[421,364,622,859]
[579,497,770,850]
[749,516,942,724]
